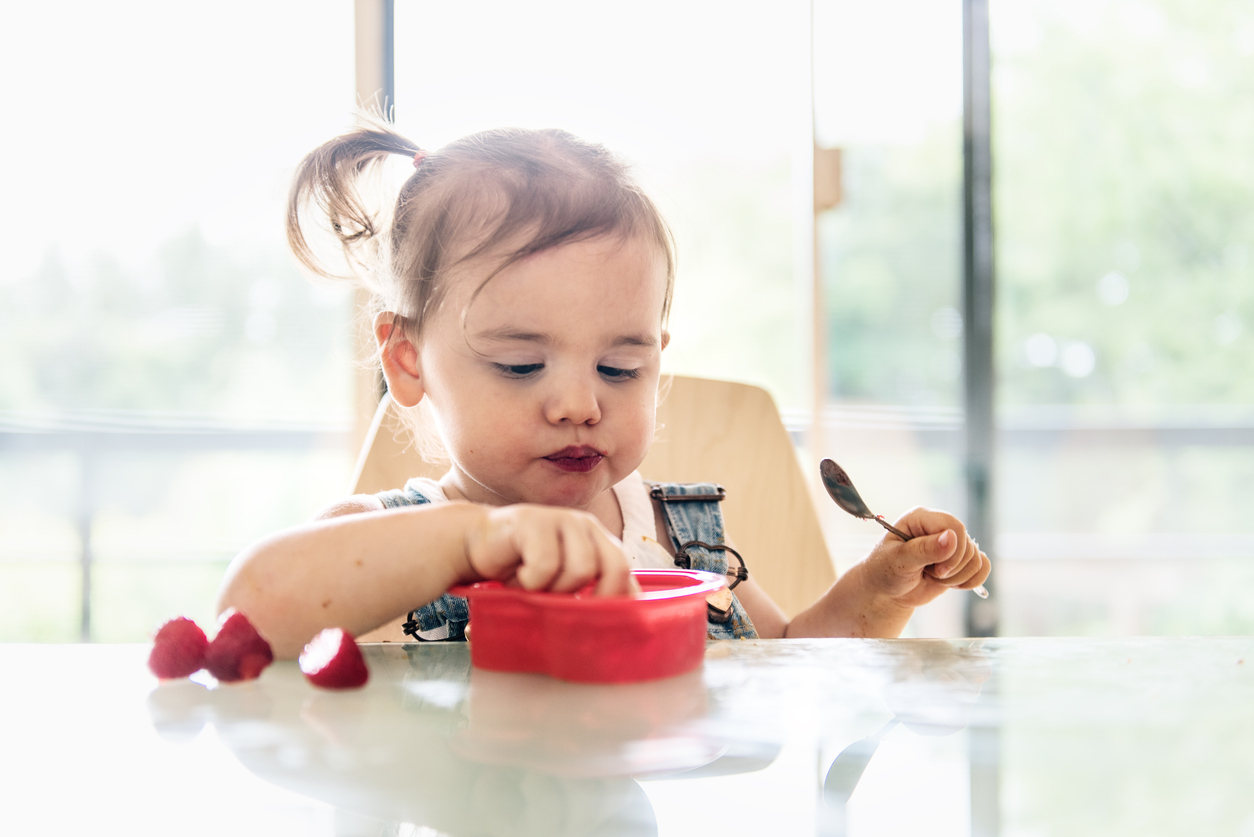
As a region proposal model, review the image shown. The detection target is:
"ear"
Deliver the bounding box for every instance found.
[374,312,425,408]
[660,329,671,351]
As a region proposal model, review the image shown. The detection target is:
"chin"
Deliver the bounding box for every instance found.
[533,473,613,509]
[535,485,602,510]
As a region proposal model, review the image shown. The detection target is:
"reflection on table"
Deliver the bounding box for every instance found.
[4,637,1252,836]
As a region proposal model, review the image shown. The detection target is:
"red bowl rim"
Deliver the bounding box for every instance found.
[450,568,725,607]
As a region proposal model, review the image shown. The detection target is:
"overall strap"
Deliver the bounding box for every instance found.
[650,483,758,640]
[650,483,728,569]
[376,480,433,510]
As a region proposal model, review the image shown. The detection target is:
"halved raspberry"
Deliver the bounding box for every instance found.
[148,616,209,679]
[204,609,274,682]
[299,627,369,689]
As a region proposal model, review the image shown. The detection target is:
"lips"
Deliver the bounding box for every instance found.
[543,445,605,473]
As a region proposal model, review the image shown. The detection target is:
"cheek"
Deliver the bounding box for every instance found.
[620,389,659,445]
[437,388,530,452]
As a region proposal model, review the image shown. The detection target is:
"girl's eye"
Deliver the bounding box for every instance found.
[598,365,641,381]
[494,363,544,378]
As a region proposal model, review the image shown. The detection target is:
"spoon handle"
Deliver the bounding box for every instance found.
[872,515,913,542]
[873,516,990,599]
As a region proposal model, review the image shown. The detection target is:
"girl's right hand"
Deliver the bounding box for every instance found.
[462,505,637,596]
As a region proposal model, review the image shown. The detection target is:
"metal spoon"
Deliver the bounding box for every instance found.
[819,458,989,599]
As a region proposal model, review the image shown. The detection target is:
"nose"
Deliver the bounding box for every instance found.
[543,371,601,426]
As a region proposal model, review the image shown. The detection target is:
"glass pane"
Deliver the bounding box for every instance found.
[992,0,1254,635]
[813,0,968,634]
[0,0,357,640]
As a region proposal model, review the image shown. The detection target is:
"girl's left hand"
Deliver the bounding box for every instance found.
[860,507,990,609]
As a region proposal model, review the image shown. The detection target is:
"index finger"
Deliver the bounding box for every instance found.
[590,529,635,597]
[894,507,970,545]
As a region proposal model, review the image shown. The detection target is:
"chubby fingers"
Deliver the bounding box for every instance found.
[466,506,636,596]
[536,514,634,597]
[927,532,991,591]
[888,506,991,588]
[510,510,567,591]
[888,509,966,574]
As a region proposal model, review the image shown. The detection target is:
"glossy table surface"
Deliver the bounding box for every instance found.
[4,637,1253,836]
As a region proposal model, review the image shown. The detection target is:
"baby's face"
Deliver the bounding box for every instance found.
[417,234,669,511]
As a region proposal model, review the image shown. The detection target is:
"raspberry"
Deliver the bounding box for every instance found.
[299,627,369,689]
[204,609,274,682]
[148,616,209,679]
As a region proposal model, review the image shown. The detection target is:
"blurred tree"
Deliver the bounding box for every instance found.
[0,230,352,417]
[994,0,1254,407]
[821,133,963,407]
[819,0,1254,411]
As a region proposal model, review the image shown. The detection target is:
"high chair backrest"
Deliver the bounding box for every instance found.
[349,375,836,630]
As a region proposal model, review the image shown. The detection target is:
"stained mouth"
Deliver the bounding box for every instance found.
[544,446,605,473]
[545,445,603,460]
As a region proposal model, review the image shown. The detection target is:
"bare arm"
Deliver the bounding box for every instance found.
[734,508,990,639]
[218,495,637,659]
[780,561,917,638]
[716,549,914,638]
[216,500,486,659]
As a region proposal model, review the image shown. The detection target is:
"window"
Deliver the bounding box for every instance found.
[0,0,357,640]
[813,0,969,635]
[991,0,1254,636]
[5,0,1247,643]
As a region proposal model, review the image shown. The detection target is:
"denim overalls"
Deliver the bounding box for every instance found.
[376,480,758,641]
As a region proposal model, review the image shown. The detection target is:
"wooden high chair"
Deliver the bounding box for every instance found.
[350,375,836,641]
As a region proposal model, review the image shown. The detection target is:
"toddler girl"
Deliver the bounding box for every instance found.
[217,116,990,659]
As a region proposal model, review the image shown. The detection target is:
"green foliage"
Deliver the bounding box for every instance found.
[994,0,1254,406]
[821,1,1254,409]
[0,229,352,415]
[0,232,356,642]
[821,132,964,406]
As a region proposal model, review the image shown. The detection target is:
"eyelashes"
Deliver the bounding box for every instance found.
[597,365,641,381]
[490,363,641,381]
[493,363,544,378]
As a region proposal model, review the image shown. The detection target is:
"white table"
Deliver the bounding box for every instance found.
[4,637,1252,836]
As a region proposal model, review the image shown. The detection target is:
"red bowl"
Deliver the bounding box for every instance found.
[449,569,725,683]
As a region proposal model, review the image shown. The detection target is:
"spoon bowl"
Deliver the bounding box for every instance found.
[818,459,875,520]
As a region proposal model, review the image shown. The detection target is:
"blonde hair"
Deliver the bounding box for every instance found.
[286,113,676,462]
[287,112,675,338]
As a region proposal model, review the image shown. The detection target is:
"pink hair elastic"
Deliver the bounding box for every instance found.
[413,150,427,169]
